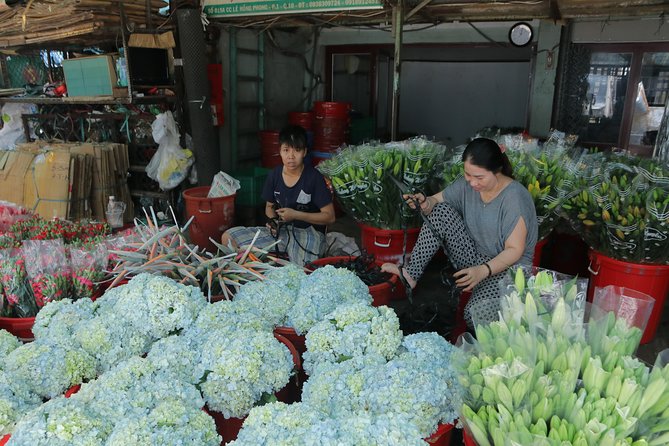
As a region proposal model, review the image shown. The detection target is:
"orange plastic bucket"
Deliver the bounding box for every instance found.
[588,249,669,344]
[183,186,236,253]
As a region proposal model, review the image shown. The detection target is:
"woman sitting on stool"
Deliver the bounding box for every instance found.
[222,125,335,266]
[382,137,538,327]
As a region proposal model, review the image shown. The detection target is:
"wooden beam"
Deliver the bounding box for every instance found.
[406,0,433,20]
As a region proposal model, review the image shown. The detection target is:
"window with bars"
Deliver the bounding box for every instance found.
[556,43,669,156]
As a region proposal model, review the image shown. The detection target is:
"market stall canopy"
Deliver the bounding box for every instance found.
[0,0,169,50]
[203,0,669,27]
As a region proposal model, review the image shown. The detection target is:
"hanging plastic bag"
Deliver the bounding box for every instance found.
[146,111,194,191]
[0,103,37,150]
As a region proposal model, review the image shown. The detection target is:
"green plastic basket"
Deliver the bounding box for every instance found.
[234,167,270,207]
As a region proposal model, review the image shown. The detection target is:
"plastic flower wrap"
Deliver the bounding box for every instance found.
[9,397,112,446]
[31,298,97,347]
[106,397,220,446]
[0,329,21,357]
[111,273,205,339]
[3,341,97,399]
[587,285,655,358]
[0,248,36,317]
[303,303,402,375]
[185,299,273,338]
[264,263,307,295]
[22,239,72,307]
[287,265,373,334]
[199,329,294,418]
[505,131,576,241]
[318,138,447,229]
[234,279,297,327]
[559,151,669,264]
[493,266,588,335]
[456,271,669,446]
[69,245,108,299]
[72,312,154,373]
[0,370,41,436]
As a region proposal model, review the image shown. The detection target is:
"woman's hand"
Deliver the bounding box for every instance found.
[454,265,488,292]
[402,193,436,215]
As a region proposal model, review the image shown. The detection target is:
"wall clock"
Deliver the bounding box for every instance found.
[509,22,533,47]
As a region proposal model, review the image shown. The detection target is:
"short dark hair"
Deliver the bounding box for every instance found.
[462,137,514,178]
[279,125,307,151]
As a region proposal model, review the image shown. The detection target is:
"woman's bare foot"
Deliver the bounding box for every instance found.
[381,263,417,289]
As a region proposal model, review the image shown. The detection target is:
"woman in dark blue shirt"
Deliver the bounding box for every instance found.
[222,125,335,265]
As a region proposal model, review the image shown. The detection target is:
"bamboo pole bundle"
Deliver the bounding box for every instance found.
[0,0,169,48]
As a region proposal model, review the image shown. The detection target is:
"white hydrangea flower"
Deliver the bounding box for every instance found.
[9,396,112,446]
[359,334,462,436]
[0,329,21,359]
[187,299,272,337]
[230,402,321,445]
[199,329,294,418]
[264,264,307,295]
[303,303,402,375]
[3,342,97,399]
[106,398,220,446]
[288,266,372,334]
[234,279,296,327]
[72,312,153,373]
[301,355,386,417]
[75,357,203,423]
[32,298,97,346]
[112,273,205,339]
[0,370,41,436]
[146,335,204,385]
[307,412,426,446]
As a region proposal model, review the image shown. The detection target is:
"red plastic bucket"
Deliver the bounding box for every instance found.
[424,423,454,445]
[463,429,477,446]
[260,130,282,168]
[313,101,351,119]
[533,237,548,267]
[183,186,236,253]
[588,249,669,344]
[273,326,306,356]
[358,223,420,264]
[204,408,245,444]
[0,316,35,340]
[288,111,313,130]
[308,256,399,307]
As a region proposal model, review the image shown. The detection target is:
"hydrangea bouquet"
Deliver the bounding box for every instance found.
[303,302,403,375]
[198,329,295,419]
[287,266,373,334]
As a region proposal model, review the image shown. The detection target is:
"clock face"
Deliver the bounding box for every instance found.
[509,22,533,47]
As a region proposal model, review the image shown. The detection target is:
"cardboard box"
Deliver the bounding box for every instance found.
[63,55,126,98]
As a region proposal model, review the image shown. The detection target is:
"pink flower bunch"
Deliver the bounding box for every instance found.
[0,257,27,307]
[30,272,72,308]
[71,268,106,299]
